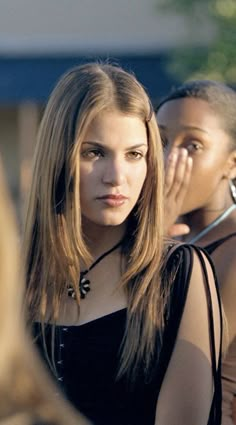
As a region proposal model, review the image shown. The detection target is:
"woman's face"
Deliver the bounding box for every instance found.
[157,97,233,214]
[79,110,148,227]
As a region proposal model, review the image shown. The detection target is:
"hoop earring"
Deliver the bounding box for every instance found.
[229,179,236,203]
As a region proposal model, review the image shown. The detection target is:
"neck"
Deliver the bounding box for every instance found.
[82,218,126,257]
[183,209,225,235]
[182,201,236,244]
[183,190,233,233]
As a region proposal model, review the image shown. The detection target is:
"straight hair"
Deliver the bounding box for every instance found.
[24,62,166,380]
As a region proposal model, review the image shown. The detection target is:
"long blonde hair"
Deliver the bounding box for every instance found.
[0,159,89,425]
[24,62,165,380]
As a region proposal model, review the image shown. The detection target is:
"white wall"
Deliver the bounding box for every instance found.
[0,0,214,55]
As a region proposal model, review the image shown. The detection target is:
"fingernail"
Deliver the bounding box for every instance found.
[168,149,177,162]
[180,148,188,157]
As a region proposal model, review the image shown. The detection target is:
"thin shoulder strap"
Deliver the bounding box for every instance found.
[161,244,222,425]
[193,246,222,424]
[204,232,236,254]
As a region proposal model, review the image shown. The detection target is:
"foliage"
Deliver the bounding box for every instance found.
[157,0,236,84]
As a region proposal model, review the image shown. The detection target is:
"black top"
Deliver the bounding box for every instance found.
[34,244,222,425]
[204,232,236,255]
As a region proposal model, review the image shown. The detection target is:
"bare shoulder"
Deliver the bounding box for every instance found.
[210,236,236,340]
[178,247,221,363]
[211,235,236,282]
[164,242,219,305]
[166,243,220,321]
[189,248,218,300]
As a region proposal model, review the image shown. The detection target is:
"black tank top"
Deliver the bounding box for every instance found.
[34,244,222,425]
[204,232,236,255]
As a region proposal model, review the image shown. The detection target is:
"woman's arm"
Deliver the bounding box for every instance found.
[212,238,236,425]
[155,250,221,425]
[213,237,236,348]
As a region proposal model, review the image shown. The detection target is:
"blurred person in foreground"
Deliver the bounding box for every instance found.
[157,79,236,425]
[0,158,90,425]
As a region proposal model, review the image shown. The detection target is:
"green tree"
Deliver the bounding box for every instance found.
[157,0,236,83]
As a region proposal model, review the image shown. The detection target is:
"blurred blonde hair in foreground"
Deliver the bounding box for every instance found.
[0,158,90,425]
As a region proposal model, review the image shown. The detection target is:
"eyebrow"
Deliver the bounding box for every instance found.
[82,141,148,150]
[158,124,210,135]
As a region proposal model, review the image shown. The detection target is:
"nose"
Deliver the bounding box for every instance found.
[102,157,126,186]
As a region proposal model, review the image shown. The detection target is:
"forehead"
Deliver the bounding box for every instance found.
[84,110,148,143]
[157,97,223,131]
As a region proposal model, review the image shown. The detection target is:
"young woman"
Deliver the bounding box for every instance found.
[0,159,90,425]
[24,63,222,425]
[157,79,236,425]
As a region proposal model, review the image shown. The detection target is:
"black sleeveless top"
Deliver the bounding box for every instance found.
[34,244,222,425]
[204,232,236,255]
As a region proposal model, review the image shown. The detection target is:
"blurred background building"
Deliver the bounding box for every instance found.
[0,0,232,218]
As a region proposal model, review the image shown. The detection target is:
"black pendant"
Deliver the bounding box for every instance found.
[67,240,123,300]
[79,275,91,299]
[67,272,91,299]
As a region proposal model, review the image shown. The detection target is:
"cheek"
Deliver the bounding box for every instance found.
[132,163,147,193]
[185,157,226,204]
[80,165,97,188]
[191,155,224,182]
[79,169,95,206]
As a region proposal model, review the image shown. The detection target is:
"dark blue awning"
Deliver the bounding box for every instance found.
[0,54,177,105]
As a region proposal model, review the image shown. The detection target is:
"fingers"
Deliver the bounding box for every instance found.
[164,147,193,236]
[167,223,190,238]
[165,148,178,194]
[165,148,193,200]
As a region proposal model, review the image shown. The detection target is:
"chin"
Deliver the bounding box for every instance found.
[94,212,129,227]
[98,218,127,227]
[82,206,132,227]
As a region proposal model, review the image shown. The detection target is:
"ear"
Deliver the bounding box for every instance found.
[224,150,236,180]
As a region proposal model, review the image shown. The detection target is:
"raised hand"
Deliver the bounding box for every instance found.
[164,147,193,237]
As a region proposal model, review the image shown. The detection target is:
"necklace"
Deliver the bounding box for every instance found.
[67,240,123,299]
[189,203,236,244]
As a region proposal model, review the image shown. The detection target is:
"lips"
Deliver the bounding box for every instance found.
[98,194,128,200]
[97,194,128,207]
